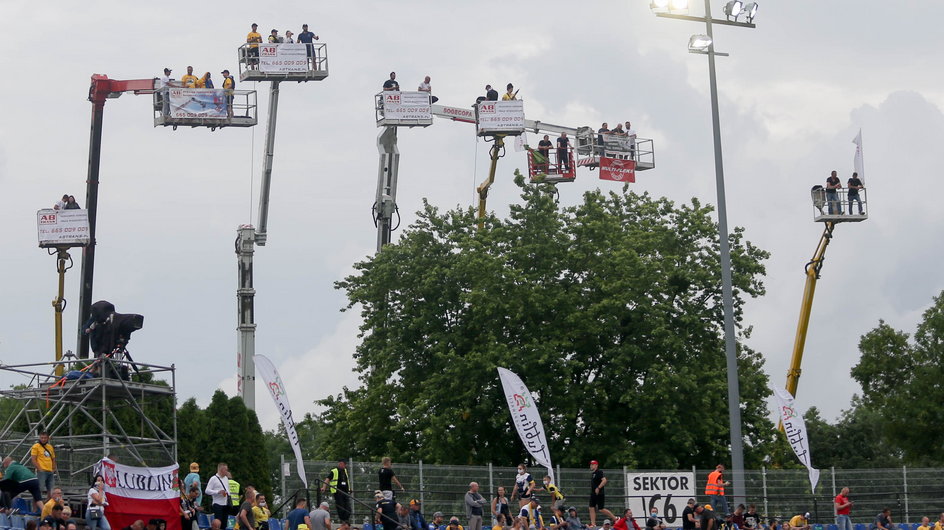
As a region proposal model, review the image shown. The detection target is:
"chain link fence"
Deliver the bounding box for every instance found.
[272,460,944,527]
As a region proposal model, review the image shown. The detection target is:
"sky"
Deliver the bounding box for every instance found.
[3,0,944,438]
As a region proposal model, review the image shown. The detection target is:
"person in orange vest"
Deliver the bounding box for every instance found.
[704,465,731,516]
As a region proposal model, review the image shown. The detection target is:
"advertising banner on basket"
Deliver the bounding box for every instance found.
[599,157,636,182]
[167,88,228,119]
[98,458,181,530]
[497,367,554,484]
[37,209,90,248]
[477,100,524,133]
[259,43,310,73]
[255,354,308,486]
[772,387,820,493]
[624,472,695,523]
[382,91,432,121]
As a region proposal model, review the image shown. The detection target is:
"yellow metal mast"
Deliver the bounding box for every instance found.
[785,221,836,397]
[476,134,506,229]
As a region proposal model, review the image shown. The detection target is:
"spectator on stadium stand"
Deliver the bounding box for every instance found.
[601,521,612,530]
[54,195,69,210]
[87,474,110,530]
[502,84,516,101]
[870,509,896,530]
[447,517,465,530]
[247,24,263,67]
[588,461,607,528]
[285,498,310,530]
[561,507,585,530]
[379,458,405,499]
[694,505,717,530]
[310,501,332,530]
[704,465,730,517]
[744,505,761,530]
[181,486,199,530]
[428,512,445,530]
[61,506,73,523]
[466,483,488,530]
[31,431,57,497]
[184,463,202,507]
[236,485,257,530]
[681,500,697,530]
[485,85,499,101]
[788,513,810,530]
[409,499,428,530]
[599,509,640,530]
[383,73,400,92]
[918,517,932,530]
[0,457,44,512]
[159,68,174,88]
[268,29,281,43]
[934,514,944,530]
[492,514,507,530]
[196,73,213,89]
[42,487,64,518]
[540,476,565,520]
[120,520,145,530]
[284,30,295,43]
[512,465,536,509]
[227,472,241,517]
[205,463,230,525]
[43,505,66,530]
[834,488,853,530]
[254,493,271,529]
[64,196,80,209]
[493,487,512,527]
[376,491,399,530]
[730,505,746,530]
[398,504,412,530]
[645,508,666,530]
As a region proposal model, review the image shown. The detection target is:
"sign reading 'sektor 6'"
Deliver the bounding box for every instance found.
[477,100,524,133]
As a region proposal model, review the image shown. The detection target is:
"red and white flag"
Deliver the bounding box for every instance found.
[599,157,636,183]
[99,458,181,530]
[852,129,865,184]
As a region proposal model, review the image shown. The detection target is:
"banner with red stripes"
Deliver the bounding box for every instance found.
[100,458,181,530]
[599,157,636,183]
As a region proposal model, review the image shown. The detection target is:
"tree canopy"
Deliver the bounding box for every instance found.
[315,174,775,468]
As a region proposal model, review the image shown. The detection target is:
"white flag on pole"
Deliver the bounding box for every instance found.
[255,354,308,487]
[515,132,528,152]
[772,386,819,492]
[852,129,865,184]
[497,367,554,483]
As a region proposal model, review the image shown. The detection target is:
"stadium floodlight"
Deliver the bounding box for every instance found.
[688,34,713,52]
[649,0,670,13]
[669,0,690,13]
[723,0,744,20]
[743,2,759,22]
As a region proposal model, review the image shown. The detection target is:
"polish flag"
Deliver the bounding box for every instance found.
[99,458,181,530]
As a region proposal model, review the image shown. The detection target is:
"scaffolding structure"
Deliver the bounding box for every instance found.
[0,358,177,494]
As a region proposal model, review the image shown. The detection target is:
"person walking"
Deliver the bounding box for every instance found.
[322,461,352,524]
[704,465,730,516]
[379,457,405,499]
[310,501,332,530]
[465,482,488,530]
[588,461,606,528]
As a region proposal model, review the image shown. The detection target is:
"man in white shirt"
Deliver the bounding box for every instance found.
[205,463,230,525]
[418,75,438,104]
[623,121,637,160]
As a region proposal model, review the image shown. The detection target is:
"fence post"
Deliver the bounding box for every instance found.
[280,454,286,506]
[903,465,909,523]
[623,466,629,510]
[489,462,494,497]
[761,466,768,518]
[556,465,561,488]
[419,459,425,508]
[831,466,836,498]
[350,458,355,522]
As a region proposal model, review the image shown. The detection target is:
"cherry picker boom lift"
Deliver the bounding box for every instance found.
[372,93,656,250]
[784,186,869,398]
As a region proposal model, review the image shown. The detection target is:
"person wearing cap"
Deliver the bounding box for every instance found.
[519,498,543,530]
[562,507,585,530]
[268,29,281,43]
[788,513,811,530]
[601,521,612,530]
[588,461,606,528]
[428,512,445,530]
[502,83,517,101]
[184,462,202,506]
[296,24,319,69]
[285,498,310,530]
[195,72,213,89]
[246,23,263,67]
[409,499,427,530]
[447,518,465,530]
[310,501,332,530]
[220,70,236,117]
[322,461,352,524]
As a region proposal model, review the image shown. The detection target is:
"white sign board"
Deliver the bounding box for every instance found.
[436,105,476,123]
[381,91,432,121]
[259,44,310,73]
[37,209,90,248]
[625,472,695,526]
[167,88,228,119]
[477,100,525,133]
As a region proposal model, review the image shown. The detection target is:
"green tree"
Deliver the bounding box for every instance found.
[318,174,774,468]
[847,292,944,465]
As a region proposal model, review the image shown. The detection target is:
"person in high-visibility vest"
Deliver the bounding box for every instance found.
[228,472,241,516]
[321,460,352,524]
[704,465,731,516]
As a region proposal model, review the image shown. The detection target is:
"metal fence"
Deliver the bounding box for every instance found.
[274,460,944,526]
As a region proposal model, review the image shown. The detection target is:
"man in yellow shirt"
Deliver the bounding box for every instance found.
[246,23,263,67]
[788,513,810,530]
[30,431,56,496]
[253,493,271,529]
[501,83,517,100]
[933,513,944,530]
[41,487,64,518]
[917,516,932,530]
[180,66,199,88]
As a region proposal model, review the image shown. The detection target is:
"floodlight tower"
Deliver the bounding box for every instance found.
[235,41,329,410]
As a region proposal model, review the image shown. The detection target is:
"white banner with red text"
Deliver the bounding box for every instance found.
[772,387,820,492]
[599,157,636,183]
[255,354,308,486]
[477,100,524,133]
[497,367,554,484]
[381,91,432,121]
[98,458,181,530]
[259,44,310,73]
[37,209,90,248]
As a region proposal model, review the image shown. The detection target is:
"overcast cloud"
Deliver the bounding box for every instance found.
[2,0,943,434]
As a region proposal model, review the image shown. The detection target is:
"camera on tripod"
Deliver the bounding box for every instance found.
[84,300,144,379]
